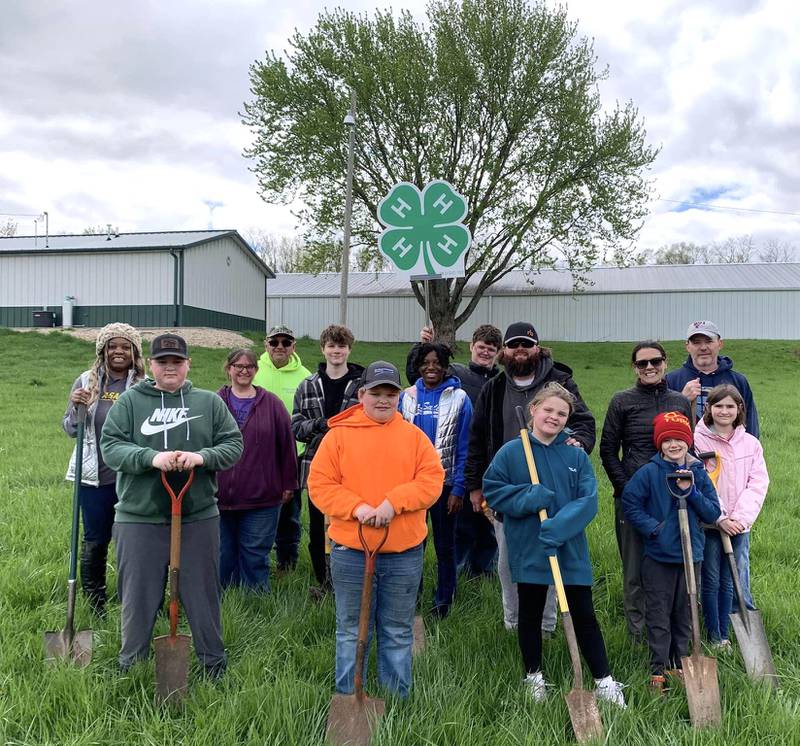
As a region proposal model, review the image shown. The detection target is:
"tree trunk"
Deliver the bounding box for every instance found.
[418,278,458,348]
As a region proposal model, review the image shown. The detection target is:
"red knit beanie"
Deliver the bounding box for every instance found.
[653,411,693,449]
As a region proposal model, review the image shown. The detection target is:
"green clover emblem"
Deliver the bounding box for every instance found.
[377,180,471,276]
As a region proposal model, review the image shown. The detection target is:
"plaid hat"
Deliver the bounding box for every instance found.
[504,322,539,345]
[362,361,402,390]
[267,324,295,340]
[686,320,721,340]
[95,323,142,356]
[150,333,189,359]
[653,411,693,449]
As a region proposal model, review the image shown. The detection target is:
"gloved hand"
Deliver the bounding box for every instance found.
[538,519,561,556]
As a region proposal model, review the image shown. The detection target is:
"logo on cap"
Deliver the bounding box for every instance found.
[159,338,179,350]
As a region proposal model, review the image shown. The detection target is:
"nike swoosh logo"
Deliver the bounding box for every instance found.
[140,416,202,436]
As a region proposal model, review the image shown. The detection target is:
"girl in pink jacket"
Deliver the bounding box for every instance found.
[695,384,769,645]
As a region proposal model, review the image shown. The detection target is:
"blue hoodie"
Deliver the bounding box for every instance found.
[665,355,759,438]
[622,454,721,564]
[483,430,597,586]
[399,375,472,498]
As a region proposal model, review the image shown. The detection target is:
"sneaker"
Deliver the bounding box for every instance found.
[524,671,549,702]
[713,639,733,653]
[595,676,626,708]
[504,620,518,631]
[429,604,451,620]
[649,674,667,696]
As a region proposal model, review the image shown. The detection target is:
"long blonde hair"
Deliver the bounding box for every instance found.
[527,382,575,427]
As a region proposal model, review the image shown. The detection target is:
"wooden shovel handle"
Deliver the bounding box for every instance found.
[161,471,194,639]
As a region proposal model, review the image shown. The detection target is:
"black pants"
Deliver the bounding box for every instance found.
[518,583,610,679]
[641,555,695,675]
[274,488,302,567]
[614,496,646,638]
[454,499,497,576]
[307,492,328,585]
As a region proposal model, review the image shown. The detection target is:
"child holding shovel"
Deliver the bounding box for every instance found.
[483,383,626,707]
[307,361,444,698]
[694,385,769,645]
[622,412,721,692]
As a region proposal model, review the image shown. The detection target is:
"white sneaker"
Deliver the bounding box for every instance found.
[524,671,548,702]
[504,620,518,631]
[595,676,627,709]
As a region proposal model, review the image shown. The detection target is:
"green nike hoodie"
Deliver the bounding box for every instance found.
[100,378,243,523]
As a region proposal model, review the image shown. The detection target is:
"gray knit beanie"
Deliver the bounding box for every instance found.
[95,323,142,355]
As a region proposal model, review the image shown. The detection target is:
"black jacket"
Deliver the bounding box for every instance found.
[464,352,596,493]
[599,380,692,498]
[451,361,499,404]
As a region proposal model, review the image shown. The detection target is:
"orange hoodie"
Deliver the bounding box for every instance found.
[308,404,444,553]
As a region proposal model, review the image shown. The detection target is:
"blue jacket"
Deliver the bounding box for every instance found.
[622,454,721,564]
[399,376,472,498]
[483,431,597,586]
[665,355,759,438]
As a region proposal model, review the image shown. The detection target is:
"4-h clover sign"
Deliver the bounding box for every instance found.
[377,180,471,279]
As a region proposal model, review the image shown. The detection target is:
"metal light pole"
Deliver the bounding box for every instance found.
[339,89,356,326]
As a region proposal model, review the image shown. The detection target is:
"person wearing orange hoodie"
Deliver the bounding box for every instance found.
[308,361,444,698]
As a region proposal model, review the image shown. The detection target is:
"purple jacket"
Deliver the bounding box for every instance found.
[216,386,298,510]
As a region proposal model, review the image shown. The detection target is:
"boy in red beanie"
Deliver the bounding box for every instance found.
[621,412,720,692]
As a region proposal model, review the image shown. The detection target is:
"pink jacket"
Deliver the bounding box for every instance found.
[694,419,769,531]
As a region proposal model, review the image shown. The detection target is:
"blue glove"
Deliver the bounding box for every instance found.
[538,519,561,556]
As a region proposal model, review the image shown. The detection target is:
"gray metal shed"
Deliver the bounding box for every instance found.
[266,264,800,342]
[0,230,274,331]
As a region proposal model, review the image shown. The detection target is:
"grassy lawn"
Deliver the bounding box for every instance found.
[1,328,799,744]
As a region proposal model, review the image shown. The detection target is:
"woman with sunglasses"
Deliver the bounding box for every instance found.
[599,341,692,643]
[216,348,298,591]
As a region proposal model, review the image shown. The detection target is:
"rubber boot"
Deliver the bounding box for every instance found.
[80,540,108,617]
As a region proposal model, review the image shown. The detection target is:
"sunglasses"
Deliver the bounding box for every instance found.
[268,339,293,348]
[633,356,665,370]
[506,339,537,349]
[231,363,256,372]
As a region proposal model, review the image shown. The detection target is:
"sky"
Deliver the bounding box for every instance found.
[2,0,798,258]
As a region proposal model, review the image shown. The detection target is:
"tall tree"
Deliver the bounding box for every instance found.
[242,0,657,342]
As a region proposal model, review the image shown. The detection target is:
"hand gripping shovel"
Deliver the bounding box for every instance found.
[696,451,778,688]
[326,524,389,746]
[154,470,194,706]
[668,471,722,728]
[45,403,93,666]
[515,407,603,743]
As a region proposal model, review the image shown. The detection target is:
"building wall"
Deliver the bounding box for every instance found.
[183,237,265,321]
[0,251,173,307]
[267,289,800,341]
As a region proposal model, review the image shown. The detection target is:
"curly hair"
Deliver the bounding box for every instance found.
[410,342,453,373]
[85,335,145,406]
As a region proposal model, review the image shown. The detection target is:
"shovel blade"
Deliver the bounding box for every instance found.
[44,629,93,668]
[412,615,426,656]
[681,653,721,728]
[730,610,779,687]
[154,633,191,706]
[325,693,385,746]
[565,689,604,743]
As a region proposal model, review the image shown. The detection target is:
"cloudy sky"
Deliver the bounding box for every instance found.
[2,0,798,257]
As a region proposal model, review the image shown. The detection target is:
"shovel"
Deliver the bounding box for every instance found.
[669,471,722,728]
[326,524,389,746]
[515,407,604,743]
[44,403,93,666]
[154,470,194,706]
[695,451,778,688]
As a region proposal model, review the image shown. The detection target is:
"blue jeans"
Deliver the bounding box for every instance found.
[331,541,423,698]
[219,505,281,592]
[429,485,457,609]
[701,530,753,641]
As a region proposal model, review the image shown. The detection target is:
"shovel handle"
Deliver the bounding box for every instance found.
[719,529,751,634]
[161,471,194,639]
[161,470,195,517]
[676,498,703,653]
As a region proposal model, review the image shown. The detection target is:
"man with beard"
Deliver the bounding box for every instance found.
[464,322,596,632]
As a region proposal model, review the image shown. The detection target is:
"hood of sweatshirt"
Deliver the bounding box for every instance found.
[680,354,734,376]
[317,361,365,382]
[694,418,746,447]
[327,403,405,429]
[258,350,306,374]
[414,374,461,397]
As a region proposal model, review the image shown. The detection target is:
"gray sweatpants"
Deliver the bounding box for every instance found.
[114,517,225,670]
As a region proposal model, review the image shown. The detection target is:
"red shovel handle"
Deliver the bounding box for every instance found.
[161,470,195,515]
[161,470,194,639]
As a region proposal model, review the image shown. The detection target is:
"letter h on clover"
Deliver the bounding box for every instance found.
[377,180,471,276]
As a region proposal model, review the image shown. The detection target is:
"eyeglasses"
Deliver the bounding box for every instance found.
[633,356,665,370]
[506,339,537,349]
[268,339,293,348]
[231,364,256,372]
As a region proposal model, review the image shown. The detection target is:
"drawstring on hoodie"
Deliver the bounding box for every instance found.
[160,391,167,449]
[159,388,192,449]
[180,388,190,441]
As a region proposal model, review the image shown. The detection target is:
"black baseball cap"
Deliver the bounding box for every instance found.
[362,360,402,390]
[504,322,539,345]
[150,333,189,359]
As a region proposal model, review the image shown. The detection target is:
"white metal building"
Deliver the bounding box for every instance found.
[0,230,274,331]
[266,263,800,342]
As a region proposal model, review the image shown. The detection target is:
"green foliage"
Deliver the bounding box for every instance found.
[3,329,799,743]
[242,0,658,341]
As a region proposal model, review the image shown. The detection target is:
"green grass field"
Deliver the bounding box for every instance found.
[1,328,799,745]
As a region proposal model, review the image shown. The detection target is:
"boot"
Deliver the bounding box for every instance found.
[80,540,108,617]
